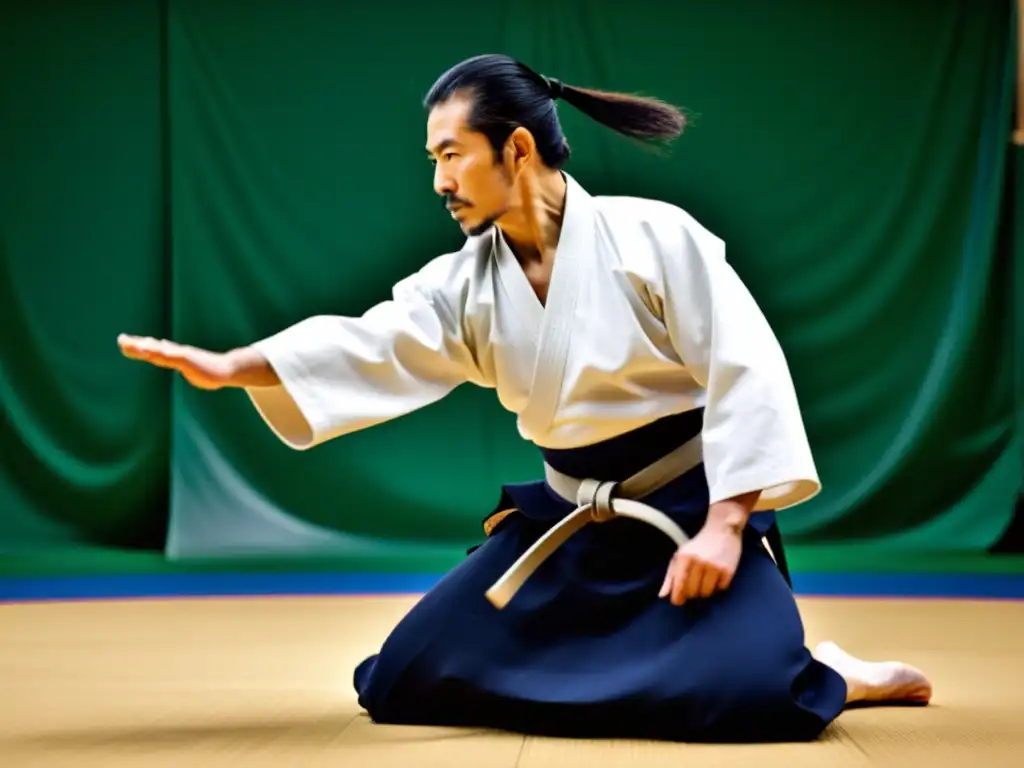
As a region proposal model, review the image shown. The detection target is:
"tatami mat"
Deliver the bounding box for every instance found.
[1,594,1021,766]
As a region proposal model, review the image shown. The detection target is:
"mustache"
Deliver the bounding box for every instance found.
[444,194,471,211]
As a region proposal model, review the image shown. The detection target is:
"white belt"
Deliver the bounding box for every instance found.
[484,435,703,609]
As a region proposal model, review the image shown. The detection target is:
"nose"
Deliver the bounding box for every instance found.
[433,164,456,197]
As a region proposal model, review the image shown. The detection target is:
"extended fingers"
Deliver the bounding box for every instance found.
[119,334,159,357]
[118,335,186,368]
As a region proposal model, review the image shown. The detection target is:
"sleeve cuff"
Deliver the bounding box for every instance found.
[708,467,822,511]
[243,333,332,451]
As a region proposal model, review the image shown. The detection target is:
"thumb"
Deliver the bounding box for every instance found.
[658,567,672,598]
[659,550,682,598]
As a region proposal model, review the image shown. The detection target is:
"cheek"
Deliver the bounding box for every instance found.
[462,159,509,210]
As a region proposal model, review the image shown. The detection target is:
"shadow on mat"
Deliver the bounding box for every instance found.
[7,713,499,750]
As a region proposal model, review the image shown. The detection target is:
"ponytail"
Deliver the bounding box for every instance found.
[547,77,687,145]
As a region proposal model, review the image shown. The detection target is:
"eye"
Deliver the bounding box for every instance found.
[442,152,458,162]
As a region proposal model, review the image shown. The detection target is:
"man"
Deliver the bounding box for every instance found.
[119,54,932,742]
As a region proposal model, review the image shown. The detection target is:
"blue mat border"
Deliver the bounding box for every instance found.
[1,572,1023,602]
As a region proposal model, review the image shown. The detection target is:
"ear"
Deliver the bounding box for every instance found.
[504,127,537,172]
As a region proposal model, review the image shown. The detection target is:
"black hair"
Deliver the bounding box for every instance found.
[424,53,687,169]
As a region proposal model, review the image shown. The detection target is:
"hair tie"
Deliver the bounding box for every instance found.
[544,77,565,100]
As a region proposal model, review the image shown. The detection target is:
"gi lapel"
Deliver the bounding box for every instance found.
[514,173,597,441]
[493,230,545,340]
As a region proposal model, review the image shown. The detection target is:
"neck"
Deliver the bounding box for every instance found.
[497,169,567,265]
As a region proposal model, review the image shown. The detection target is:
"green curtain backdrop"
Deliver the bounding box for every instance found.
[1015,143,1024,533]
[1,0,1020,569]
[0,1,171,552]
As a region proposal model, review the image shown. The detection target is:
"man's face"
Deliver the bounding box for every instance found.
[426,96,514,237]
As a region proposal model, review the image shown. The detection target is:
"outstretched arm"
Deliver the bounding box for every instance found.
[119,263,480,450]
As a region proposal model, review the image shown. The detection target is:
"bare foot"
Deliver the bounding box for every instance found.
[814,641,933,706]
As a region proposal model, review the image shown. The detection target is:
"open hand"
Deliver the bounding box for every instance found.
[118,334,236,390]
[659,522,743,605]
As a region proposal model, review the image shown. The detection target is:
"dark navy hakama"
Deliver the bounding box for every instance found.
[353,409,848,742]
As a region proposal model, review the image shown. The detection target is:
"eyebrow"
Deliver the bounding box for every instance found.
[426,138,459,157]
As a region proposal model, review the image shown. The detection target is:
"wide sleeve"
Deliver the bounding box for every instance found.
[656,217,821,511]
[244,267,480,451]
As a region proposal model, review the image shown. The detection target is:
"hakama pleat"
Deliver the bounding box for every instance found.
[353,411,847,743]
